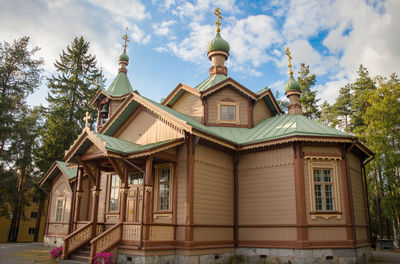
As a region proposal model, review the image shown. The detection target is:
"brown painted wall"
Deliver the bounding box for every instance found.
[48,173,73,235]
[109,100,123,117]
[193,144,234,226]
[207,88,249,125]
[176,144,187,226]
[118,110,183,145]
[349,152,368,243]
[238,147,296,226]
[79,177,90,221]
[171,92,203,123]
[253,100,272,125]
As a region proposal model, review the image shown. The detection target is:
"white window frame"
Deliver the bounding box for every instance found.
[154,164,173,212]
[306,156,342,220]
[108,174,120,213]
[217,101,240,124]
[55,197,65,223]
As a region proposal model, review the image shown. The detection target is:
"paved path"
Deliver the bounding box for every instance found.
[372,250,400,263]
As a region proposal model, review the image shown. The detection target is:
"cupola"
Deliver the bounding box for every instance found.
[207,8,229,76]
[284,47,302,115]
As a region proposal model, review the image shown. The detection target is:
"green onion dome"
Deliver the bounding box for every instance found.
[284,74,301,92]
[119,51,129,62]
[207,32,230,53]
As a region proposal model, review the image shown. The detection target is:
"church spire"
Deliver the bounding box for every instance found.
[284,47,302,115]
[207,8,230,76]
[119,28,130,74]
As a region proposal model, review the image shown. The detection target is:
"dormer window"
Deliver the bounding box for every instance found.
[217,100,240,124]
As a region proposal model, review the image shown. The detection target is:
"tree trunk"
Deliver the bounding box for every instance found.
[373,169,383,238]
[33,197,45,242]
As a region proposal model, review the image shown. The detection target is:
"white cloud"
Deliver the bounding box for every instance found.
[86,0,150,21]
[172,0,239,22]
[152,20,176,36]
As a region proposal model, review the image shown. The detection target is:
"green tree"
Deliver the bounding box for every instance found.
[333,84,352,132]
[0,36,43,160]
[297,63,320,119]
[36,36,104,173]
[319,101,336,127]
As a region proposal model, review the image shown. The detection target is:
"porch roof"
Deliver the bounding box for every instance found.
[39,161,78,186]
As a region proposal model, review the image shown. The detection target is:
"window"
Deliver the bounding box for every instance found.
[109,174,120,212]
[129,172,143,185]
[55,198,65,223]
[30,211,38,219]
[221,105,236,121]
[306,156,342,220]
[28,228,35,235]
[314,169,334,211]
[155,164,173,212]
[217,101,240,124]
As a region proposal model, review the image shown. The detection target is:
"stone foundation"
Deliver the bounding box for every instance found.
[236,246,372,264]
[117,247,371,264]
[43,235,64,247]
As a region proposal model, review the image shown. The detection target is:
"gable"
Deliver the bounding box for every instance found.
[253,99,272,125]
[116,108,184,145]
[207,87,249,126]
[171,92,204,123]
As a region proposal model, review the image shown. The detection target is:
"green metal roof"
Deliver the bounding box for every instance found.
[194,74,227,92]
[119,51,129,62]
[95,133,179,155]
[105,72,133,97]
[207,32,230,53]
[138,96,351,146]
[56,161,78,179]
[285,74,301,92]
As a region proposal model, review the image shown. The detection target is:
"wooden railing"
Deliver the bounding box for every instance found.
[62,222,104,260]
[89,222,122,264]
[62,222,93,260]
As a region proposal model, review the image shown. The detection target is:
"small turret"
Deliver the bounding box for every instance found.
[284,47,302,115]
[207,8,229,76]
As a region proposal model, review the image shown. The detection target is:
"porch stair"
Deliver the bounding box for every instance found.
[68,243,91,263]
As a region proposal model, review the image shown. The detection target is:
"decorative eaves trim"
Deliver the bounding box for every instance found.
[162,83,200,106]
[201,78,258,100]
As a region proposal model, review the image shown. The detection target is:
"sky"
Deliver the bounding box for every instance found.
[1,0,399,107]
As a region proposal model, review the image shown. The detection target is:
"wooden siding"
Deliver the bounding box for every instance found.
[79,177,90,221]
[207,88,249,125]
[176,145,187,225]
[48,173,72,235]
[171,92,203,123]
[308,227,347,241]
[253,100,272,125]
[193,227,233,241]
[193,144,234,225]
[109,100,122,116]
[238,147,296,225]
[97,172,107,223]
[239,227,297,241]
[118,110,183,145]
[349,152,368,243]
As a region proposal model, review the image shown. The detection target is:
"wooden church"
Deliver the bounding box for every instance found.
[39,11,373,264]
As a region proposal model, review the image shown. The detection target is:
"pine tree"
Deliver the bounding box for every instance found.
[297,63,320,119]
[333,84,352,132]
[36,36,104,173]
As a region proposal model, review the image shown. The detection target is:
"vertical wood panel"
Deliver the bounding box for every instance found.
[253,100,272,125]
[171,92,203,123]
[118,110,183,144]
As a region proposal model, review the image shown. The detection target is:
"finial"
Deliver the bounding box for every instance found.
[285,47,293,75]
[214,8,222,33]
[122,27,130,52]
[83,111,91,128]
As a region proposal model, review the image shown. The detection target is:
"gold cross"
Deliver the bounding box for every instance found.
[83,111,90,127]
[285,47,293,75]
[214,8,222,32]
[122,28,130,52]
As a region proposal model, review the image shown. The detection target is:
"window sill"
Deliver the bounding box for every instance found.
[310,211,342,220]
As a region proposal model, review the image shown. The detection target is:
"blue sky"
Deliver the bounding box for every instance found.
[1,0,399,107]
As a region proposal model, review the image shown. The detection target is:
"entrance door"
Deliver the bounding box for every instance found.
[127,172,144,222]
